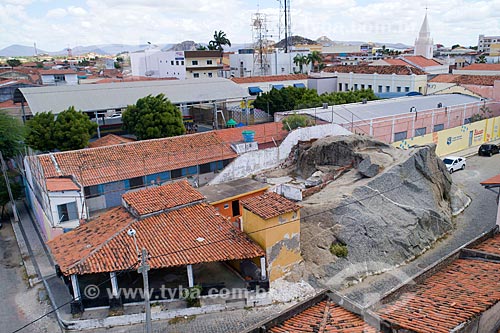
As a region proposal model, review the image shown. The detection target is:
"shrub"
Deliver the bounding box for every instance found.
[330,243,348,258]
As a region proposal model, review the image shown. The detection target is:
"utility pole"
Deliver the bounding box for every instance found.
[0,151,18,222]
[138,248,152,333]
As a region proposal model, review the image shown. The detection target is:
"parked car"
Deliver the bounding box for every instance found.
[478,143,500,156]
[442,156,466,174]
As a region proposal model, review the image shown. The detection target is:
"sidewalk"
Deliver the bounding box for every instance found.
[451,138,500,159]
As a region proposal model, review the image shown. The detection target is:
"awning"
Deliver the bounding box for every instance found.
[293,83,306,88]
[272,84,284,90]
[248,86,263,94]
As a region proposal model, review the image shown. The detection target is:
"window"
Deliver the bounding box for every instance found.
[207,60,213,65]
[394,131,407,141]
[223,203,229,209]
[57,202,78,222]
[344,83,349,91]
[415,127,426,136]
[433,123,444,132]
[199,163,211,174]
[232,200,240,217]
[54,74,65,82]
[193,73,200,78]
[396,86,402,92]
[84,185,100,198]
[176,60,179,65]
[171,60,174,65]
[464,117,472,124]
[418,87,422,93]
[339,83,342,91]
[361,84,365,90]
[192,60,198,65]
[405,87,410,92]
[129,176,144,189]
[378,85,383,93]
[171,168,183,179]
[386,86,390,92]
[181,60,184,65]
[208,73,213,78]
[368,85,372,90]
[354,84,358,91]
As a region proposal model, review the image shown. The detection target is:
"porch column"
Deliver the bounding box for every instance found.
[110,272,119,297]
[260,257,267,280]
[71,274,81,300]
[187,264,194,288]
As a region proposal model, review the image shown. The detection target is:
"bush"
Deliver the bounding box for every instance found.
[330,243,348,258]
[282,113,313,131]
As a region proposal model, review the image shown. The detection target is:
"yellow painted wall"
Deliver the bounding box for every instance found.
[242,208,301,281]
[393,116,500,156]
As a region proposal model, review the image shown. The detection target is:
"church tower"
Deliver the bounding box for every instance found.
[414,13,434,59]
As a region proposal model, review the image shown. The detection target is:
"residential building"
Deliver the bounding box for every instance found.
[47,180,267,313]
[198,178,269,229]
[322,65,428,96]
[24,131,238,240]
[428,74,500,100]
[241,192,302,281]
[478,34,500,54]
[453,63,500,76]
[184,51,222,79]
[414,13,434,59]
[372,55,449,74]
[229,50,308,77]
[39,69,78,85]
[129,49,222,79]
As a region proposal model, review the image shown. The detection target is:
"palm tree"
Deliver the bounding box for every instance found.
[209,30,231,76]
[293,54,308,73]
[307,51,323,72]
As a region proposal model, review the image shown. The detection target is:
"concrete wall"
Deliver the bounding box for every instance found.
[209,123,352,184]
[476,301,500,333]
[48,190,85,229]
[393,115,500,157]
[333,72,427,94]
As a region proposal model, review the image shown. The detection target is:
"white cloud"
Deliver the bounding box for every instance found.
[45,8,67,18]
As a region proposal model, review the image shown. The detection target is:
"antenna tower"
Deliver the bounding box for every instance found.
[252,12,272,76]
[279,0,292,53]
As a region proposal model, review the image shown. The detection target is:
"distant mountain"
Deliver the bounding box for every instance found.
[166,41,198,51]
[274,35,317,49]
[0,44,47,57]
[316,36,334,46]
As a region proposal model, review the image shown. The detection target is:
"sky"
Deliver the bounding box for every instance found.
[1,0,499,51]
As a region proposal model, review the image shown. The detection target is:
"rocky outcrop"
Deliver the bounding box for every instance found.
[291,135,458,289]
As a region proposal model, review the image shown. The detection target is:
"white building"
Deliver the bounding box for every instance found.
[130,48,186,79]
[478,35,500,54]
[39,69,78,86]
[229,51,309,77]
[414,13,434,59]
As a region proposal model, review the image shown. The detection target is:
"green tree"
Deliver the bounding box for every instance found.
[53,107,98,151]
[451,44,461,50]
[0,110,25,159]
[7,59,21,68]
[476,54,487,63]
[307,51,323,72]
[209,30,231,51]
[293,54,308,73]
[26,107,97,152]
[196,44,207,51]
[122,94,186,140]
[0,172,22,219]
[282,113,313,131]
[26,112,57,151]
[78,59,90,66]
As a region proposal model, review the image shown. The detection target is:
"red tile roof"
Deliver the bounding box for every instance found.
[48,203,265,275]
[462,64,500,71]
[45,177,80,192]
[472,233,500,255]
[402,56,442,68]
[87,134,135,148]
[231,74,307,84]
[430,74,500,86]
[215,122,288,145]
[241,191,301,220]
[269,300,379,333]
[382,59,409,66]
[429,74,458,83]
[376,258,500,332]
[122,180,205,216]
[480,174,500,186]
[38,132,237,187]
[324,65,426,76]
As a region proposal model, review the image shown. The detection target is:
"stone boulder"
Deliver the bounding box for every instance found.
[357,156,380,178]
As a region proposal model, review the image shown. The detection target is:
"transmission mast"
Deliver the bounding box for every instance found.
[252,13,272,76]
[279,0,292,53]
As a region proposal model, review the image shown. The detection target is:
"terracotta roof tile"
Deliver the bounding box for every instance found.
[324,65,426,76]
[402,56,442,67]
[429,74,459,83]
[48,203,265,275]
[88,134,135,148]
[38,132,237,187]
[269,300,379,333]
[472,233,500,255]
[462,63,500,71]
[480,174,500,186]
[241,192,301,220]
[39,69,78,75]
[231,74,307,84]
[376,258,500,332]
[45,177,80,192]
[430,74,500,86]
[122,180,205,216]
[383,59,410,66]
[215,122,288,146]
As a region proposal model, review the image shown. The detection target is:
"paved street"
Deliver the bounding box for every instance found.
[0,221,60,333]
[341,153,500,305]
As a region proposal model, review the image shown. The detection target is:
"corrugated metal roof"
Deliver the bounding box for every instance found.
[19,78,250,114]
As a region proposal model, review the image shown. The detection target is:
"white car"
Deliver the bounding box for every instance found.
[442,156,466,174]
